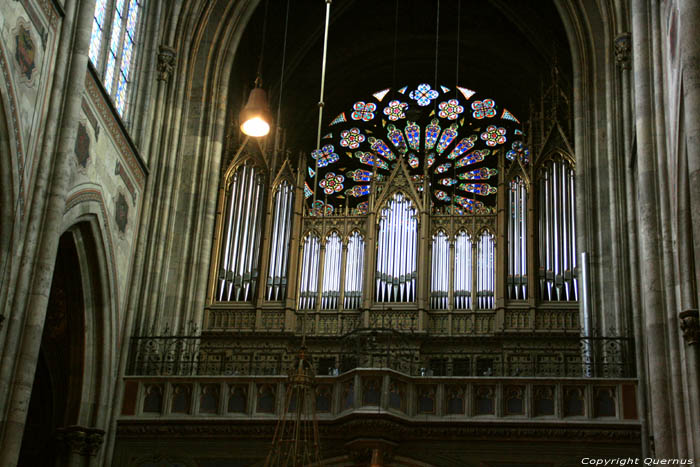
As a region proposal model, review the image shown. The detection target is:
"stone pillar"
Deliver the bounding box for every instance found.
[679,0,700,310]
[631,0,674,456]
[0,0,96,463]
[55,426,105,467]
[679,308,700,460]
[615,31,651,460]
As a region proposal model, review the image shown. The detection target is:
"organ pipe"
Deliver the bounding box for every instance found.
[454,232,472,309]
[508,177,528,300]
[538,158,577,301]
[321,233,342,309]
[299,234,320,309]
[344,232,364,309]
[217,163,265,302]
[477,231,495,309]
[430,232,449,309]
[267,181,294,300]
[376,193,417,302]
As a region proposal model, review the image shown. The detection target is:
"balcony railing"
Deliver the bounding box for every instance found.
[126,332,634,379]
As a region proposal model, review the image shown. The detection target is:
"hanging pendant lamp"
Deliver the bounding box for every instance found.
[240,76,272,137]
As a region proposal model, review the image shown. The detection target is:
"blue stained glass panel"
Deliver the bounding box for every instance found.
[115,73,127,114]
[89,0,108,64]
[104,52,116,92]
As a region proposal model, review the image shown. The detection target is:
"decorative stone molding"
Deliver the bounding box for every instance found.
[679,309,699,345]
[157,45,177,82]
[614,33,631,70]
[55,426,106,457]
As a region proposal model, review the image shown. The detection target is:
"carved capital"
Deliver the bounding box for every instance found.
[615,33,631,70]
[679,309,699,345]
[157,45,177,82]
[55,426,106,457]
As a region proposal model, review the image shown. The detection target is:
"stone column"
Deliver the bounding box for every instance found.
[679,0,700,310]
[615,31,651,459]
[55,426,105,467]
[679,308,700,460]
[0,0,96,463]
[631,0,674,456]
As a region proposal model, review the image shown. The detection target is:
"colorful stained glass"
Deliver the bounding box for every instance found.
[458,167,498,180]
[330,113,347,125]
[386,125,407,153]
[501,108,520,123]
[104,0,125,92]
[312,145,339,167]
[340,127,365,149]
[319,172,345,194]
[447,135,477,159]
[322,132,333,139]
[438,99,464,120]
[89,0,108,64]
[514,129,523,135]
[435,190,451,202]
[439,178,458,186]
[368,137,395,160]
[408,153,420,169]
[454,195,486,213]
[355,151,389,169]
[425,119,441,150]
[434,162,452,174]
[347,169,373,182]
[506,140,530,164]
[383,100,407,121]
[308,167,316,177]
[440,85,451,94]
[373,88,391,102]
[426,152,436,168]
[411,174,425,184]
[455,149,490,168]
[345,185,371,197]
[304,182,313,198]
[356,201,369,214]
[397,86,407,94]
[436,124,459,154]
[457,86,476,100]
[458,183,497,195]
[404,121,420,151]
[409,83,439,106]
[351,101,377,121]
[481,125,507,146]
[471,99,497,119]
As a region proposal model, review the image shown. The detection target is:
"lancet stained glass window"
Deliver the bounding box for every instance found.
[88,0,143,116]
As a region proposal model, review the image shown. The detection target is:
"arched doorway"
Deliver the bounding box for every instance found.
[17,232,86,466]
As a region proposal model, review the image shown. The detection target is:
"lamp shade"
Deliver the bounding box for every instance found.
[240,87,272,137]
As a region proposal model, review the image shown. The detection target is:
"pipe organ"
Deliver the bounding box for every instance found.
[376,193,417,303]
[539,157,578,301]
[210,83,578,323]
[266,180,294,301]
[299,234,320,310]
[430,232,450,309]
[216,162,265,302]
[344,232,364,309]
[508,176,528,300]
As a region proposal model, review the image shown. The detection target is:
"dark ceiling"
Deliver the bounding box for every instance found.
[229,0,572,156]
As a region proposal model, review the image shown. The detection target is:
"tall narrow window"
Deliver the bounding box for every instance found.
[321,232,342,309]
[376,193,417,302]
[344,232,364,309]
[539,157,577,301]
[477,231,495,309]
[89,0,108,65]
[508,177,528,300]
[454,231,472,309]
[90,0,143,116]
[266,181,294,300]
[299,234,320,310]
[430,231,449,309]
[216,163,265,302]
